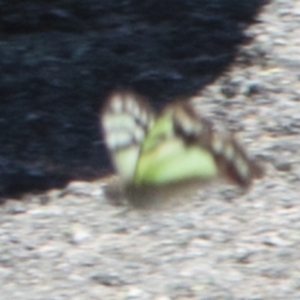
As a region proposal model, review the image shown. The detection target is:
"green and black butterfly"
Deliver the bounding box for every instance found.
[101,91,263,207]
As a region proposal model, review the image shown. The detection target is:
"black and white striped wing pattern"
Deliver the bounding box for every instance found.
[101,91,154,184]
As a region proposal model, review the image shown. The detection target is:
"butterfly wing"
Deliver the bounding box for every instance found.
[101,91,154,184]
[135,101,262,188]
[101,92,263,189]
[171,102,263,188]
[134,105,218,185]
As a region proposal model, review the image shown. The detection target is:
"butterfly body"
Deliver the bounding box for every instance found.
[101,91,263,207]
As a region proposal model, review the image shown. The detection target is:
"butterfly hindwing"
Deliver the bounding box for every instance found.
[134,104,219,185]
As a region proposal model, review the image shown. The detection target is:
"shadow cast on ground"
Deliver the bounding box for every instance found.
[0,0,268,198]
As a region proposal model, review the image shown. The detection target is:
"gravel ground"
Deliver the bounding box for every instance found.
[1,0,300,299]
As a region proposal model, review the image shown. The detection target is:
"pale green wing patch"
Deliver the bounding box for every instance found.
[136,138,218,185]
[135,111,218,185]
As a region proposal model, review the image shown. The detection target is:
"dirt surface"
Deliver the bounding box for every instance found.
[1,0,300,299]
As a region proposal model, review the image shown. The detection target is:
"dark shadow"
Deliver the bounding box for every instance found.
[0,0,269,198]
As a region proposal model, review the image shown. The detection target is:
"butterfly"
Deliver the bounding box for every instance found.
[101,91,263,208]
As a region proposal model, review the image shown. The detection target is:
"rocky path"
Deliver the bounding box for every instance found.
[1,1,300,299]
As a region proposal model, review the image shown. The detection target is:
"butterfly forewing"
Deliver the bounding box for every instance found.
[101,91,154,183]
[173,103,263,188]
[209,132,263,187]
